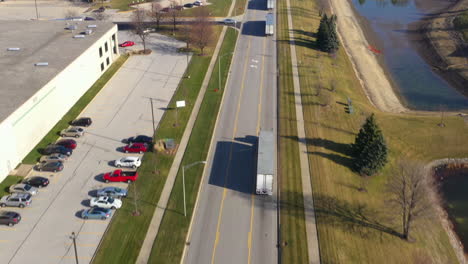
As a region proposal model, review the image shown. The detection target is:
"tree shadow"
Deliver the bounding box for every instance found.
[290,29,317,39]
[308,151,354,170]
[314,194,402,238]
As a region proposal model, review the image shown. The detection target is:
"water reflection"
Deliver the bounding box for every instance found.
[352,0,468,110]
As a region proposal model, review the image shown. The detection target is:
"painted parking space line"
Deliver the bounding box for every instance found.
[0,240,9,243]
[0,227,16,231]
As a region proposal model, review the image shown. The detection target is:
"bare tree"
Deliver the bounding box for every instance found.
[149,1,165,30]
[92,11,109,21]
[190,7,213,55]
[168,0,181,34]
[385,159,433,240]
[131,8,149,52]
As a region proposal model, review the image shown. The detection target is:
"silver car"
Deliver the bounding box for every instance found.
[40,153,68,163]
[60,127,84,138]
[9,184,38,196]
[0,193,32,208]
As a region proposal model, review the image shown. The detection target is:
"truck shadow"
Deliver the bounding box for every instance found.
[241,21,267,37]
[208,136,258,194]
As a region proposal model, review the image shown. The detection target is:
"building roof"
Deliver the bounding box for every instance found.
[0,20,116,123]
[257,130,275,175]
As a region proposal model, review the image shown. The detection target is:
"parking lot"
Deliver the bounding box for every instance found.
[0,32,189,264]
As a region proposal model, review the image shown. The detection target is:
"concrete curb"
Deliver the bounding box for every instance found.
[284,0,321,263]
[134,14,236,264]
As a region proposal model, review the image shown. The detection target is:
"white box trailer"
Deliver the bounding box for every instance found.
[256,130,274,195]
[265,13,274,36]
[267,0,274,10]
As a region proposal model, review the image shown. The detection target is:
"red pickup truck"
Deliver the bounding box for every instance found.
[103,170,138,183]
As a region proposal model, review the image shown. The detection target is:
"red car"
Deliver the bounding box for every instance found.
[103,170,138,183]
[119,41,135,47]
[124,143,148,153]
[56,139,77,149]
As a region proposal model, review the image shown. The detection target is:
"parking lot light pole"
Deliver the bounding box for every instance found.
[70,232,79,264]
[218,52,233,91]
[182,161,206,217]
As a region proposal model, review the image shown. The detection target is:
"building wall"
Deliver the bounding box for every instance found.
[0,25,119,182]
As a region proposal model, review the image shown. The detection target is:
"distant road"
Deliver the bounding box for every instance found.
[183,0,278,263]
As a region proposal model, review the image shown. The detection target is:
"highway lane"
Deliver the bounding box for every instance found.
[184,0,277,263]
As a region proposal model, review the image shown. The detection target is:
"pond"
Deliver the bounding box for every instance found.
[435,165,468,253]
[351,0,468,110]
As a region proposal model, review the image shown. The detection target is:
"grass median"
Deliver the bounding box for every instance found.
[279,0,468,262]
[92,26,233,264]
[22,55,129,165]
[147,27,237,264]
[0,176,23,198]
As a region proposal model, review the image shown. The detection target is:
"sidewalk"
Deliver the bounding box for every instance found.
[134,11,233,264]
[285,0,321,263]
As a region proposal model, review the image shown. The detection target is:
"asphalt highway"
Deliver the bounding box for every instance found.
[184,0,277,263]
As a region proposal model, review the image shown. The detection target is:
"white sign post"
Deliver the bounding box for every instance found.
[175,100,186,126]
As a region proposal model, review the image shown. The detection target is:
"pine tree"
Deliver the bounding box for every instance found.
[316,14,340,53]
[352,114,388,176]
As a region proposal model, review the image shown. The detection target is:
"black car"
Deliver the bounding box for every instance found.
[126,135,153,144]
[184,3,193,8]
[84,16,96,21]
[71,117,92,127]
[35,161,64,172]
[0,211,21,227]
[43,144,73,156]
[22,176,49,188]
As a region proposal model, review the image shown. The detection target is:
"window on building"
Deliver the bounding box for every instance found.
[113,46,117,54]
[105,42,108,52]
[101,63,104,71]
[99,47,103,57]
[106,57,110,66]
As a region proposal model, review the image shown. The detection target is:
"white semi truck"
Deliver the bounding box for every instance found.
[256,130,274,195]
[265,13,274,36]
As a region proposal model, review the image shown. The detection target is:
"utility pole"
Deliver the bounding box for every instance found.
[149,98,156,132]
[182,161,206,217]
[70,232,79,264]
[34,0,39,20]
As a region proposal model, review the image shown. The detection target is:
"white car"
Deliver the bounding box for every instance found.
[90,196,122,209]
[114,156,141,168]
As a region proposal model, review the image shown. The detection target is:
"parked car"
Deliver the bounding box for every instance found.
[119,41,135,47]
[222,18,236,25]
[103,170,138,183]
[184,3,193,8]
[161,7,170,12]
[96,187,128,198]
[70,117,92,127]
[114,157,141,169]
[81,207,112,220]
[40,153,68,163]
[35,161,64,172]
[123,143,148,154]
[56,139,77,149]
[0,193,32,208]
[193,0,203,6]
[9,184,38,196]
[60,127,84,138]
[0,211,21,227]
[84,16,96,21]
[90,196,122,209]
[126,135,153,145]
[22,176,49,188]
[43,144,72,156]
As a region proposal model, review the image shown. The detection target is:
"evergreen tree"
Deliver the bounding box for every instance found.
[352,114,388,175]
[316,14,340,53]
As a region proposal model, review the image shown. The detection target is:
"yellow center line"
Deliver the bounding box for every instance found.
[210,25,255,264]
[248,30,269,264]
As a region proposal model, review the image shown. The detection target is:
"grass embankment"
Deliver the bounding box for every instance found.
[277,0,309,262]
[0,176,23,197]
[92,26,227,264]
[148,27,237,264]
[22,55,128,165]
[279,0,468,262]
[453,11,468,41]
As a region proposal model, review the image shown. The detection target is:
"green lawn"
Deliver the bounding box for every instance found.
[92,26,229,264]
[22,55,128,164]
[147,27,237,264]
[0,176,23,198]
[277,0,468,262]
[179,0,247,17]
[276,0,309,262]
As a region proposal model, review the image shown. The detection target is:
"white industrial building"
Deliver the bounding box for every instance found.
[0,20,119,182]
